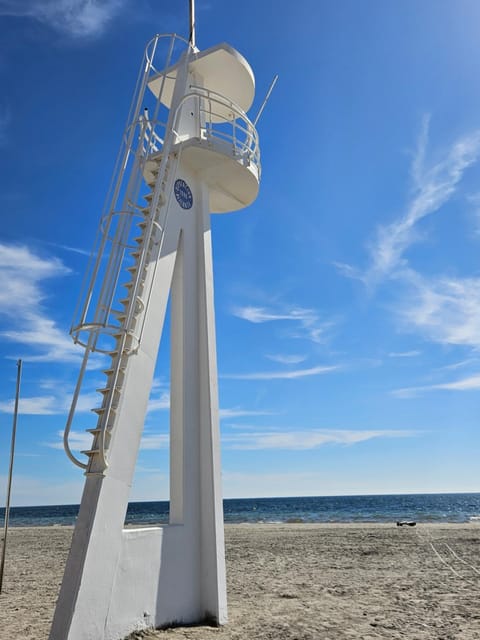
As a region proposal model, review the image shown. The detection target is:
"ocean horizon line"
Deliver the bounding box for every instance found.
[2,493,480,527]
[4,489,480,511]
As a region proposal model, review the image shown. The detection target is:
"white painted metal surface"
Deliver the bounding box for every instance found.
[148,42,256,115]
[50,31,260,640]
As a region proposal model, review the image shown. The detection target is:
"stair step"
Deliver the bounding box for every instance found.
[127,265,147,276]
[120,296,145,311]
[111,311,127,322]
[96,387,116,395]
[81,448,100,456]
[120,293,145,304]
[144,191,166,205]
[92,405,117,416]
[86,428,101,435]
[103,366,126,376]
[113,331,136,344]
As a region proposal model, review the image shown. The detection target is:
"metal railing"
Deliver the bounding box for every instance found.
[172,85,261,177]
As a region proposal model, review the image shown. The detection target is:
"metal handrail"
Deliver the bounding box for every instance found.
[145,33,192,76]
[190,84,250,122]
[172,86,261,174]
[142,119,164,153]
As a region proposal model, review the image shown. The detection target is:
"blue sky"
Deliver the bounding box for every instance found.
[1,0,480,506]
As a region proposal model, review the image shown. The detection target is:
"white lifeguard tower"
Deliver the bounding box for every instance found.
[49,16,261,640]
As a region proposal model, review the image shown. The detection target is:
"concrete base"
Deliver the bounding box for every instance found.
[105,526,218,639]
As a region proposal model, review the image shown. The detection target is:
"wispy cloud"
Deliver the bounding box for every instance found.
[410,113,431,190]
[437,358,479,371]
[339,117,480,288]
[0,395,64,415]
[0,390,101,415]
[221,364,340,381]
[266,353,307,365]
[397,270,480,350]
[0,0,125,38]
[393,373,480,398]
[44,241,91,257]
[233,306,306,323]
[219,407,277,419]
[145,377,170,412]
[368,120,480,285]
[335,120,480,362]
[139,433,169,450]
[2,315,82,363]
[0,243,84,364]
[147,392,170,412]
[388,350,421,358]
[232,305,333,343]
[431,375,480,390]
[222,428,415,451]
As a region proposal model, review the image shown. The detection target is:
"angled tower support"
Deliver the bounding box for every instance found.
[50,34,260,640]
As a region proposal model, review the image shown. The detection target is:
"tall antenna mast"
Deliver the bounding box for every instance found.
[189,0,196,48]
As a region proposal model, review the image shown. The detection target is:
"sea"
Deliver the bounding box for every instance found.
[1,493,480,527]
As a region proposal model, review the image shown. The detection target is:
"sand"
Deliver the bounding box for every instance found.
[1,523,480,640]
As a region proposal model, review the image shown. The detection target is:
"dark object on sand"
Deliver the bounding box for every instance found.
[396,521,416,527]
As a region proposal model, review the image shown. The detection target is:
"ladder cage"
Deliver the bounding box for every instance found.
[70,34,192,356]
[65,34,193,471]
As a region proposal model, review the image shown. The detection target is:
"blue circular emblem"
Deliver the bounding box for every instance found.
[174,179,193,210]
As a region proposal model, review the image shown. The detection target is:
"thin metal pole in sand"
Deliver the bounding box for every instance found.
[0,359,23,593]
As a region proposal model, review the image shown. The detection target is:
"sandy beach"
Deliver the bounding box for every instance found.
[1,523,480,640]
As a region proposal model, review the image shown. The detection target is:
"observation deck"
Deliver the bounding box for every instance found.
[144,42,260,213]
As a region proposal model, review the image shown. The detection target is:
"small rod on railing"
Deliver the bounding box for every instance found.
[0,359,23,593]
[253,74,279,127]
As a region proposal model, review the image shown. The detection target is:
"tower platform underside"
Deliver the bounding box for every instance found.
[148,42,255,116]
[144,138,259,213]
